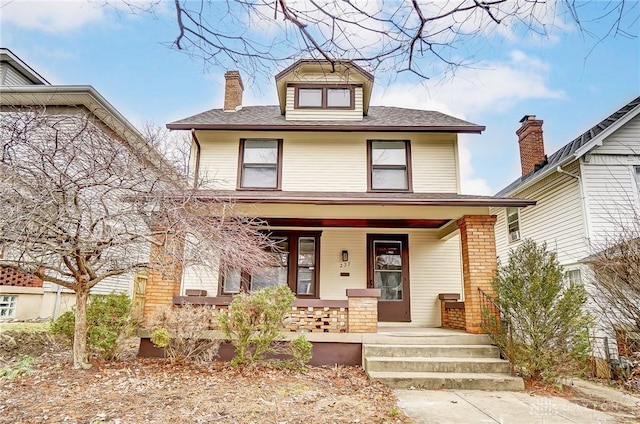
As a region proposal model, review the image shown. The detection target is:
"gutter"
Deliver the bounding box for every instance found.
[166,123,486,133]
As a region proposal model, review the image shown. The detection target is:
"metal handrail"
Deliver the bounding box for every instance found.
[478,287,515,376]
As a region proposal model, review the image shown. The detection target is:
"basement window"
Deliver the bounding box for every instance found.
[0,295,17,318]
[507,207,521,243]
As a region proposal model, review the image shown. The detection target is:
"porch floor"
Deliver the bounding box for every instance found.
[283,326,470,343]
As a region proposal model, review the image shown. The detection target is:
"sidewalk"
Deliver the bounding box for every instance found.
[395,389,616,424]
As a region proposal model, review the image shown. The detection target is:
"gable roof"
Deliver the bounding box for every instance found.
[0,85,182,184]
[0,48,49,85]
[167,105,485,133]
[497,95,640,196]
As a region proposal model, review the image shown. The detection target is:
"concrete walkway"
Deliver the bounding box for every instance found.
[395,389,615,424]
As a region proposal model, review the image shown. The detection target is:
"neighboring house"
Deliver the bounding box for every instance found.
[0,48,172,321]
[143,60,534,337]
[492,96,640,280]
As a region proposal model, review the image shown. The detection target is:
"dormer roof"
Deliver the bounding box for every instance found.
[0,48,50,85]
[274,59,374,115]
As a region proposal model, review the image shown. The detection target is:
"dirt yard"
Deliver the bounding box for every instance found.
[0,331,411,424]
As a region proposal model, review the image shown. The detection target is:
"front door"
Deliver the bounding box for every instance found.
[367,234,411,322]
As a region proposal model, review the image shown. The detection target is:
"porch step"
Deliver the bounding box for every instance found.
[367,371,525,391]
[365,356,511,374]
[362,333,492,346]
[364,344,500,358]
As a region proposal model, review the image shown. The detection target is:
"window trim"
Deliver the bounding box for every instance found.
[506,207,521,243]
[0,295,17,318]
[367,139,413,192]
[237,138,283,190]
[292,84,356,110]
[219,231,321,298]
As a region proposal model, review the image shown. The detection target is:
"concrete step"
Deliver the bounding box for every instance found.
[362,333,492,346]
[364,356,511,374]
[363,344,501,358]
[367,371,525,391]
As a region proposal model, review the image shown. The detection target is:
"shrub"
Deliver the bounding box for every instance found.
[148,304,220,363]
[488,239,593,381]
[219,285,304,368]
[0,355,35,378]
[290,335,313,369]
[50,292,133,360]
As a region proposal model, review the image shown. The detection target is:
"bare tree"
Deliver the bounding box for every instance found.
[0,106,273,369]
[109,0,637,81]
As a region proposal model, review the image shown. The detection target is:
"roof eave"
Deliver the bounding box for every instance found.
[167,123,486,133]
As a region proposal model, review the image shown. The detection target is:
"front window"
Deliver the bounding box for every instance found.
[507,207,521,242]
[0,295,17,318]
[221,232,320,297]
[295,86,354,109]
[369,140,411,191]
[239,139,281,189]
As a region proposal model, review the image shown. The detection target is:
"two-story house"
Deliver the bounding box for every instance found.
[0,48,173,321]
[143,59,534,332]
[490,97,640,358]
[492,96,639,279]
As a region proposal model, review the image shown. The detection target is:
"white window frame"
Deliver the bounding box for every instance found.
[566,269,582,285]
[507,207,521,243]
[0,295,17,318]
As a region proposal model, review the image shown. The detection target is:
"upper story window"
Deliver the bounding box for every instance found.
[294,85,354,109]
[368,140,412,191]
[507,207,521,242]
[238,139,282,190]
[220,231,320,297]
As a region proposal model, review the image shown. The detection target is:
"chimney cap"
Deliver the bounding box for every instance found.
[519,115,537,123]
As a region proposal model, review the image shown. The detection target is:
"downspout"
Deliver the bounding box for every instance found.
[557,164,592,261]
[191,129,201,189]
[52,283,62,320]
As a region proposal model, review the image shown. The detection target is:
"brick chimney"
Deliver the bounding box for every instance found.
[223,70,244,112]
[517,115,546,176]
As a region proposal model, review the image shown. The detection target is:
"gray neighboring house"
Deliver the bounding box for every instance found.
[0,48,173,321]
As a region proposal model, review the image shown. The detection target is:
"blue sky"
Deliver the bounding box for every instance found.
[1,0,639,195]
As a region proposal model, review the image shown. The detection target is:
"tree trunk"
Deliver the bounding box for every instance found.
[73,285,91,370]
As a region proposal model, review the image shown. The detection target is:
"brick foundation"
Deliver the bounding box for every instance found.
[458,215,498,334]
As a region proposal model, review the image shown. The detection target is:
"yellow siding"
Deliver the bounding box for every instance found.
[195,130,460,193]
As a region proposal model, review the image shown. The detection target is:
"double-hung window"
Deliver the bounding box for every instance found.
[295,86,354,109]
[507,207,521,242]
[368,140,411,191]
[221,232,320,297]
[239,139,282,189]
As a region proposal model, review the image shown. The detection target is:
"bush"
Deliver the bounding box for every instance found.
[149,304,220,363]
[50,292,133,360]
[290,335,313,369]
[219,285,307,368]
[488,239,593,381]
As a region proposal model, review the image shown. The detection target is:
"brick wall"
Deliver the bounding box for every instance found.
[346,289,380,333]
[288,306,348,333]
[517,116,545,176]
[441,301,466,331]
[457,215,498,334]
[0,267,43,288]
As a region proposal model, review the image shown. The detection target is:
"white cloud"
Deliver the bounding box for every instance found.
[371,51,564,194]
[1,0,105,33]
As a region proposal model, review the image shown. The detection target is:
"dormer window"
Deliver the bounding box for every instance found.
[294,85,355,109]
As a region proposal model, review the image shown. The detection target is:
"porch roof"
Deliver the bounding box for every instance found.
[194,190,535,207]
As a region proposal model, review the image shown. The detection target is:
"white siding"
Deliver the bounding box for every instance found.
[582,161,639,246]
[1,63,33,86]
[285,86,364,121]
[494,168,588,266]
[590,114,640,155]
[195,130,459,193]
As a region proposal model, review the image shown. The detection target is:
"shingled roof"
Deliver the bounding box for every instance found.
[166,105,485,133]
[497,96,640,196]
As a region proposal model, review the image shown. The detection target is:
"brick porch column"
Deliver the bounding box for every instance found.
[457,215,497,334]
[142,230,184,322]
[346,289,381,333]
